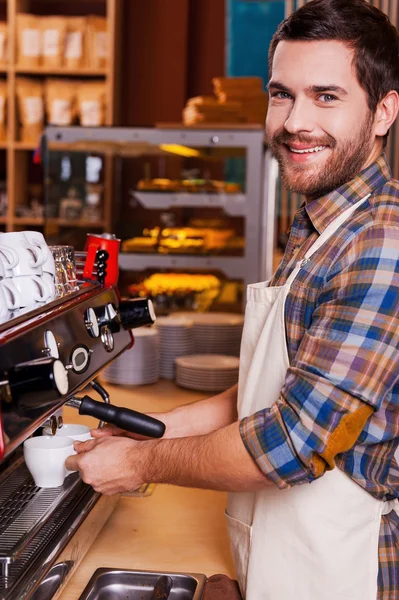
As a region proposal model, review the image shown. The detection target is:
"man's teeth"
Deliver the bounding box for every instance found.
[289,145,326,154]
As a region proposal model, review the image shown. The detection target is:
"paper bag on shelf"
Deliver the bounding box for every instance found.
[16,78,44,144]
[45,78,77,126]
[0,23,8,67]
[0,80,7,142]
[77,81,106,126]
[40,16,67,69]
[64,17,87,70]
[16,14,40,68]
[87,16,107,69]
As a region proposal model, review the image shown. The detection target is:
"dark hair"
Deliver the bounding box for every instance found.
[269,0,399,140]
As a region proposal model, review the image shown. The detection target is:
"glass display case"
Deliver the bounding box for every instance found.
[43,126,272,311]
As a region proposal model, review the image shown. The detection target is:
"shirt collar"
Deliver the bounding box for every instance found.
[305,154,392,234]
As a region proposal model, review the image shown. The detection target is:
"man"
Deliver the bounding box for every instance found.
[66,1,399,598]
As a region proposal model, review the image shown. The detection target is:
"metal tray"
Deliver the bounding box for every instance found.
[78,568,206,600]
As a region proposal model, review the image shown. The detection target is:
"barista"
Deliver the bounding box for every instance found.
[67,1,399,598]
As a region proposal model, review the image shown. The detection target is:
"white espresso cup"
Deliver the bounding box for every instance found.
[0,232,46,277]
[0,244,19,271]
[42,423,92,442]
[3,275,50,307]
[0,279,20,313]
[41,272,56,301]
[23,231,54,276]
[23,435,77,488]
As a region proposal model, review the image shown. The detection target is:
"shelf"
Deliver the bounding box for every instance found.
[119,253,247,278]
[12,217,106,228]
[47,219,106,228]
[13,67,107,77]
[13,142,40,151]
[134,191,247,216]
[156,122,264,130]
[13,217,44,225]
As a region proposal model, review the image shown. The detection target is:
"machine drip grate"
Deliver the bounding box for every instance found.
[0,482,38,537]
[0,463,82,568]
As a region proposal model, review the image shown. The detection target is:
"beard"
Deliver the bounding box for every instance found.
[266,112,375,200]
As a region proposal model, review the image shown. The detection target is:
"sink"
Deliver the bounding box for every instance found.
[77,568,207,600]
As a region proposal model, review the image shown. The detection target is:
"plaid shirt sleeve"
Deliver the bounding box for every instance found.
[240,222,399,489]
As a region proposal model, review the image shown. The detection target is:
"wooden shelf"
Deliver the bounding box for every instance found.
[47,219,106,228]
[13,66,107,77]
[13,142,39,151]
[13,217,44,225]
[1,0,122,237]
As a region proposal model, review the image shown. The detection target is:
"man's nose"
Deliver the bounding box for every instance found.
[284,100,315,135]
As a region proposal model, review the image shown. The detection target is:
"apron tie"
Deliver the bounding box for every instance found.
[382,498,399,516]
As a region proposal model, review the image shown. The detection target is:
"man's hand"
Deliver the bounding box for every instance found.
[65,436,148,495]
[65,421,270,496]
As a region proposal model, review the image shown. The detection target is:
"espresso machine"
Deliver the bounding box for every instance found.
[0,245,164,600]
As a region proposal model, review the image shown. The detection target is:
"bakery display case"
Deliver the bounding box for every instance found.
[43,126,272,310]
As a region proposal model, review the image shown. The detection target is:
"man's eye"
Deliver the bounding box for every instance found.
[318,94,337,103]
[271,92,291,100]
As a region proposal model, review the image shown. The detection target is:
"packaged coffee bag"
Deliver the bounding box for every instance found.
[64,17,86,69]
[40,16,67,68]
[77,81,106,126]
[0,23,8,67]
[16,78,44,143]
[16,14,40,68]
[87,16,107,69]
[45,78,77,126]
[0,80,7,142]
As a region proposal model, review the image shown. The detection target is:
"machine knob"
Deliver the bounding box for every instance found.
[118,298,156,330]
[85,307,100,338]
[7,357,69,408]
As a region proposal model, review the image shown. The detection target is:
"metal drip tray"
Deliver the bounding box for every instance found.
[78,569,207,600]
[0,454,98,600]
[0,460,82,577]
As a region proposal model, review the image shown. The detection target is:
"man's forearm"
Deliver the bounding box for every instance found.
[161,384,238,439]
[141,420,271,492]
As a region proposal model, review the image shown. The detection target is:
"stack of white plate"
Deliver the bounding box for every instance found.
[155,316,195,379]
[175,312,244,356]
[175,354,240,392]
[101,328,159,386]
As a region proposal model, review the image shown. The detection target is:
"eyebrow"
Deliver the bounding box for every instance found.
[267,81,349,96]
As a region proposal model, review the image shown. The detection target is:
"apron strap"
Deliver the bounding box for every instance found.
[286,193,371,288]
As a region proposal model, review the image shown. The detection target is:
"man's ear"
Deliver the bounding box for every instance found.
[374,90,399,137]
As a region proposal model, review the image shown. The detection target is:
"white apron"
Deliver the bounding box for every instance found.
[226,194,399,600]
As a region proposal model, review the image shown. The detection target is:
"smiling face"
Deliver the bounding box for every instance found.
[265,40,382,200]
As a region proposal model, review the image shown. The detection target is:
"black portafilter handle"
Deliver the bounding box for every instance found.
[76,395,165,438]
[118,298,156,330]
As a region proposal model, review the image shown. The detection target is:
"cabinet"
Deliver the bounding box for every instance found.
[0,0,122,233]
[44,125,271,308]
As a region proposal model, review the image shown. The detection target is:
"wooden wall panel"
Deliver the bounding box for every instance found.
[121,0,190,127]
[186,0,226,99]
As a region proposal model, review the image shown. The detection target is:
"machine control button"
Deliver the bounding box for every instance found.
[100,326,114,352]
[70,345,91,373]
[43,330,60,359]
[85,307,100,338]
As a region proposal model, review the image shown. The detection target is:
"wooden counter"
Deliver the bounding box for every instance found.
[59,379,236,600]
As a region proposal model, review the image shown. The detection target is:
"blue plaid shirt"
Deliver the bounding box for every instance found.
[240,155,399,499]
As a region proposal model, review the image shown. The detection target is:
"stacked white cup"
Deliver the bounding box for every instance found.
[0,231,56,316]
